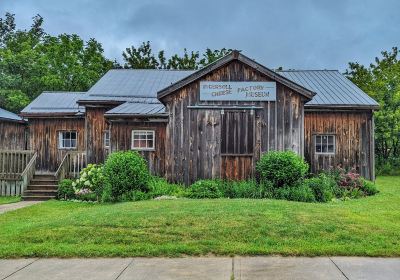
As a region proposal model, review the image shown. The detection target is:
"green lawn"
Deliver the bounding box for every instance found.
[0,196,21,205]
[0,176,399,258]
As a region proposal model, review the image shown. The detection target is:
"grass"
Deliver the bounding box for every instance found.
[0,176,399,258]
[0,196,21,205]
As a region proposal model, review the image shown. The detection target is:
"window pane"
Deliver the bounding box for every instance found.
[315,136,321,153]
[71,132,77,140]
[139,140,147,147]
[322,136,328,152]
[147,140,154,148]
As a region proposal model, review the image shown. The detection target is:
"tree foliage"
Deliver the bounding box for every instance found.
[123,41,232,70]
[345,47,400,164]
[0,13,114,112]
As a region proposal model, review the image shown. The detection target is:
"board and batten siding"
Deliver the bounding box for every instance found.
[161,60,308,184]
[85,107,111,164]
[28,117,85,172]
[304,110,374,180]
[0,120,26,150]
[109,121,166,176]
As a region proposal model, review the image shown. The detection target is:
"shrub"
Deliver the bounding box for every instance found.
[273,183,316,203]
[103,151,150,201]
[304,173,336,202]
[75,188,97,201]
[73,164,104,199]
[219,179,265,199]
[186,179,223,199]
[324,168,379,199]
[57,179,75,200]
[256,151,308,188]
[149,177,186,198]
[361,179,379,196]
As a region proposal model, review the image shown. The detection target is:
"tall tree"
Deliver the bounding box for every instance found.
[345,47,400,163]
[199,48,233,67]
[122,41,232,70]
[122,41,162,69]
[0,13,114,112]
[167,49,199,70]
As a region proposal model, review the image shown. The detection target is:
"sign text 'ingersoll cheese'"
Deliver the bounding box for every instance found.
[200,81,276,101]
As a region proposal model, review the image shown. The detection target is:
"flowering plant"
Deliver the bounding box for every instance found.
[72,164,105,200]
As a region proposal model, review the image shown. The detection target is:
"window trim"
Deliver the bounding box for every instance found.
[58,130,78,150]
[104,130,110,148]
[131,130,155,151]
[314,134,335,155]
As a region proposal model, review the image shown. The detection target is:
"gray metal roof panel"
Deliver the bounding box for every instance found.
[87,69,195,98]
[0,107,23,122]
[21,92,86,114]
[105,101,166,116]
[278,70,378,107]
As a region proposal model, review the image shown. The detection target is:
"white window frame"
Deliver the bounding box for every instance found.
[131,130,155,151]
[58,131,78,150]
[104,130,110,148]
[314,134,335,155]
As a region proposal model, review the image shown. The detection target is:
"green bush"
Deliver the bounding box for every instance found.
[187,180,223,199]
[256,151,308,188]
[149,177,186,198]
[325,168,379,199]
[57,179,75,200]
[219,180,269,199]
[361,179,379,196]
[103,151,150,201]
[73,164,104,198]
[273,184,316,203]
[304,174,336,202]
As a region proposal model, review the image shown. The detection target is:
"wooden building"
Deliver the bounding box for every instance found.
[0,108,26,150]
[16,51,378,182]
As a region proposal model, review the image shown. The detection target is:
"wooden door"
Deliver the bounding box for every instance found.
[220,111,255,180]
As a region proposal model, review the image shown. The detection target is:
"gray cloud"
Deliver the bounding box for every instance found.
[1,0,399,71]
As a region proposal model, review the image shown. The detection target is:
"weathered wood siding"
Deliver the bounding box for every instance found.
[304,110,374,180]
[109,121,166,176]
[85,107,111,164]
[0,120,26,150]
[161,60,307,184]
[28,118,85,172]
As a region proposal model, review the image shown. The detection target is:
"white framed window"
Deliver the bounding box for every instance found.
[131,130,155,150]
[315,134,335,154]
[58,131,77,149]
[104,130,110,148]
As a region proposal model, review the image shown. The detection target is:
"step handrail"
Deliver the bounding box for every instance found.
[55,153,70,181]
[20,152,37,193]
[55,151,87,181]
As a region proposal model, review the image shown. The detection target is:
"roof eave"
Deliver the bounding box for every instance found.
[77,100,125,106]
[105,113,168,118]
[20,112,85,118]
[305,104,380,110]
[0,117,25,123]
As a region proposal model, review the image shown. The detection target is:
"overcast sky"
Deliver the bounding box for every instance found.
[1,0,399,71]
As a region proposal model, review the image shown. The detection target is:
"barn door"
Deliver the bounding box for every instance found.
[220,111,255,180]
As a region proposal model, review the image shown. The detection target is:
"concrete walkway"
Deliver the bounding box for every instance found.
[0,257,399,280]
[0,201,41,214]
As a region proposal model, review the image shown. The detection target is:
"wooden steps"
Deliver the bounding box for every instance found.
[22,174,58,201]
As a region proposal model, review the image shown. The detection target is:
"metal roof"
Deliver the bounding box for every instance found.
[21,92,86,115]
[105,101,166,116]
[85,69,195,99]
[278,70,379,108]
[0,107,24,122]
